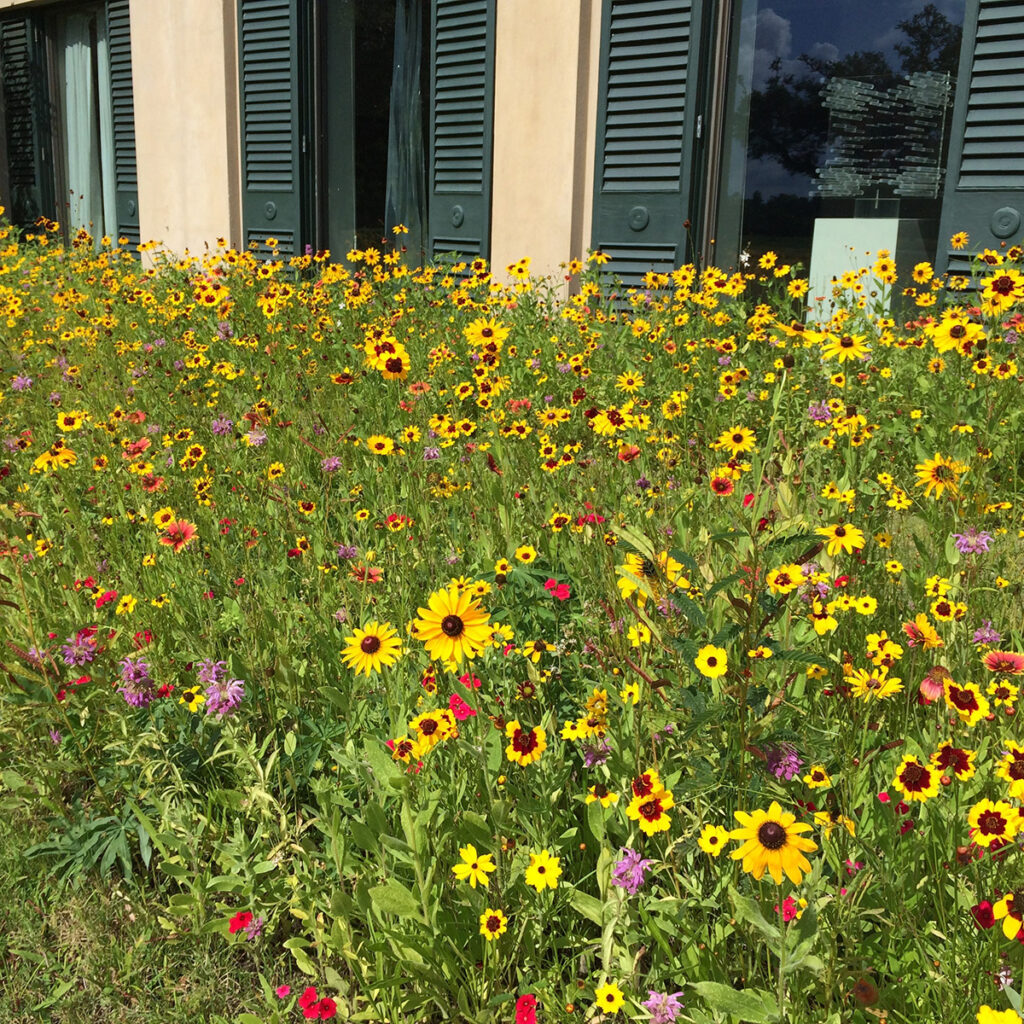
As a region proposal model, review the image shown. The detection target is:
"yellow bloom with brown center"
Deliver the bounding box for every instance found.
[340,620,402,676]
[413,584,491,665]
[914,453,967,500]
[730,802,817,884]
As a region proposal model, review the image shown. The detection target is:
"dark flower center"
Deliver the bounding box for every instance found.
[949,687,978,711]
[900,762,928,790]
[420,718,438,735]
[512,729,538,754]
[640,558,657,577]
[639,797,663,821]
[978,811,1006,835]
[1007,757,1024,780]
[441,615,465,637]
[757,821,787,850]
[360,635,381,654]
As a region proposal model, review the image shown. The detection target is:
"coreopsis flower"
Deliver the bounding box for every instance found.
[803,765,832,789]
[451,844,496,888]
[730,801,817,884]
[967,799,1019,848]
[694,644,728,679]
[505,720,546,767]
[930,741,976,781]
[626,783,674,836]
[892,755,940,803]
[943,679,990,726]
[995,741,1024,798]
[593,981,626,1015]
[992,892,1024,941]
[524,849,561,892]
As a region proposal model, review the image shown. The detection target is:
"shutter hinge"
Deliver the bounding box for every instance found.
[696,115,703,140]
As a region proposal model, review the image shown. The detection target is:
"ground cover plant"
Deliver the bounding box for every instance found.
[2,212,1024,1024]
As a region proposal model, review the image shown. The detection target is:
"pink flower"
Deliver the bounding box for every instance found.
[449,693,477,720]
[877,791,890,804]
[459,671,481,690]
[982,650,1024,675]
[516,993,538,1024]
[743,492,756,508]
[544,578,571,601]
[276,985,291,998]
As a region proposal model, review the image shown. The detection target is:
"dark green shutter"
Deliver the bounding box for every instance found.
[106,0,139,246]
[239,0,303,257]
[937,0,1024,275]
[428,0,495,261]
[0,15,54,228]
[592,0,704,287]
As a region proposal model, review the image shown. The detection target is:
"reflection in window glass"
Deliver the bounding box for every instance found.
[715,1,965,270]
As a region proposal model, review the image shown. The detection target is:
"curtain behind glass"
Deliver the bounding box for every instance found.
[95,13,116,238]
[384,0,425,263]
[62,13,105,236]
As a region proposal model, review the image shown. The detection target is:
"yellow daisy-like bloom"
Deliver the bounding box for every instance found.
[976,1006,1022,1024]
[891,755,940,803]
[451,844,497,888]
[524,848,561,891]
[593,981,625,1015]
[967,799,1019,848]
[943,679,989,727]
[803,765,831,789]
[849,666,902,701]
[765,563,805,595]
[950,231,969,250]
[730,801,817,884]
[694,644,728,679]
[463,317,510,348]
[914,453,967,500]
[616,550,690,607]
[626,786,675,836]
[514,544,538,564]
[585,783,619,807]
[340,620,402,676]
[179,686,206,713]
[992,893,1024,941]
[697,823,731,856]
[995,741,1024,798]
[505,720,547,767]
[478,907,508,941]
[413,585,491,665]
[815,522,866,556]
[820,333,870,362]
[713,425,756,457]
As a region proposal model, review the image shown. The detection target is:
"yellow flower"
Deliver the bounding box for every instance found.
[514,544,538,564]
[730,801,817,884]
[914,453,967,500]
[505,720,547,767]
[976,1006,1022,1024]
[340,621,402,676]
[413,585,491,665]
[626,786,674,836]
[593,981,625,1015]
[451,844,497,888]
[115,594,137,616]
[619,680,640,704]
[697,823,730,857]
[694,644,728,679]
[478,907,507,941]
[585,784,619,807]
[803,765,831,789]
[524,849,561,891]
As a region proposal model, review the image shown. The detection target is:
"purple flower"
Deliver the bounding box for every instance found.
[321,456,342,472]
[211,416,234,436]
[765,742,803,781]
[205,676,245,717]
[61,631,97,666]
[336,544,358,559]
[611,847,654,896]
[217,321,234,340]
[244,427,267,446]
[118,657,156,708]
[422,446,441,461]
[807,400,832,424]
[952,526,992,555]
[636,476,651,490]
[973,620,1002,646]
[49,728,62,746]
[11,375,32,391]
[642,990,685,1024]
[48,392,62,405]
[244,915,264,941]
[196,659,227,686]
[582,740,611,768]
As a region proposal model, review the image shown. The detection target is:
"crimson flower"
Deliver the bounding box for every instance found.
[516,993,538,1024]
[971,900,995,928]
[228,910,253,934]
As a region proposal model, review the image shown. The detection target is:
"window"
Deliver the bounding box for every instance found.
[0,0,138,243]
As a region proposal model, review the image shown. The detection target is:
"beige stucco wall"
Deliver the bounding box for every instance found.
[129,0,239,255]
[490,0,600,284]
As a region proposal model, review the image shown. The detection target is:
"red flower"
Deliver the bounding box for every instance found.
[544,578,570,601]
[971,900,995,928]
[228,910,253,934]
[316,997,337,1019]
[298,987,319,1011]
[516,993,538,1024]
[95,590,118,609]
[449,693,477,720]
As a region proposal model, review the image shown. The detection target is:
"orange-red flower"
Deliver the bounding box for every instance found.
[159,520,198,553]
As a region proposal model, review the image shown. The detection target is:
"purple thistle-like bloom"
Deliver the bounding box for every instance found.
[321,455,342,472]
[48,391,62,405]
[217,321,234,340]
[245,427,267,447]
[952,526,993,555]
[61,632,97,666]
[610,847,654,896]
[195,659,227,686]
[765,742,803,781]
[119,657,156,708]
[973,620,1002,646]
[49,728,62,746]
[422,446,441,461]
[807,400,832,424]
[642,991,685,1024]
[12,375,32,390]
[205,676,245,717]
[211,416,234,436]
[582,739,611,767]
[336,543,359,559]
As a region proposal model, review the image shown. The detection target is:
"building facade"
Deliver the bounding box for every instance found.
[0,0,1019,291]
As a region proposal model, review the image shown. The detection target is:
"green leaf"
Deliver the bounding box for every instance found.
[283,732,297,757]
[944,532,961,566]
[729,886,780,941]
[568,888,605,927]
[586,798,606,844]
[693,981,780,1023]
[369,880,422,919]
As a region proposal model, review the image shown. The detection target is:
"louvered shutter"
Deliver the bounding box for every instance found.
[0,15,53,228]
[105,0,139,247]
[239,0,303,257]
[428,0,495,260]
[592,0,704,288]
[937,0,1024,275]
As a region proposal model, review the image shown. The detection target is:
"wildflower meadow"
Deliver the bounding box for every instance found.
[3,211,1024,1024]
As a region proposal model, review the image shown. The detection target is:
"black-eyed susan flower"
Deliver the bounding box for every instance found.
[586,783,619,807]
[815,522,865,556]
[340,620,402,676]
[179,686,206,713]
[914,453,967,500]
[593,981,625,1015]
[413,585,491,665]
[730,801,817,884]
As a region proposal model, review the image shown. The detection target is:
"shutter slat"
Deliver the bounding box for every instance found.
[106,0,140,246]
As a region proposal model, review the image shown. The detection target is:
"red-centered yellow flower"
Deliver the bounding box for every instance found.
[626,786,675,836]
[995,741,1024,798]
[891,755,940,803]
[943,679,989,727]
[967,799,1019,848]
[413,585,491,665]
[505,720,546,767]
[914,453,967,500]
[803,765,831,789]
[730,801,817,884]
[452,844,497,888]
[479,907,507,941]
[815,522,865,556]
[993,892,1024,940]
[765,563,805,595]
[930,741,976,781]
